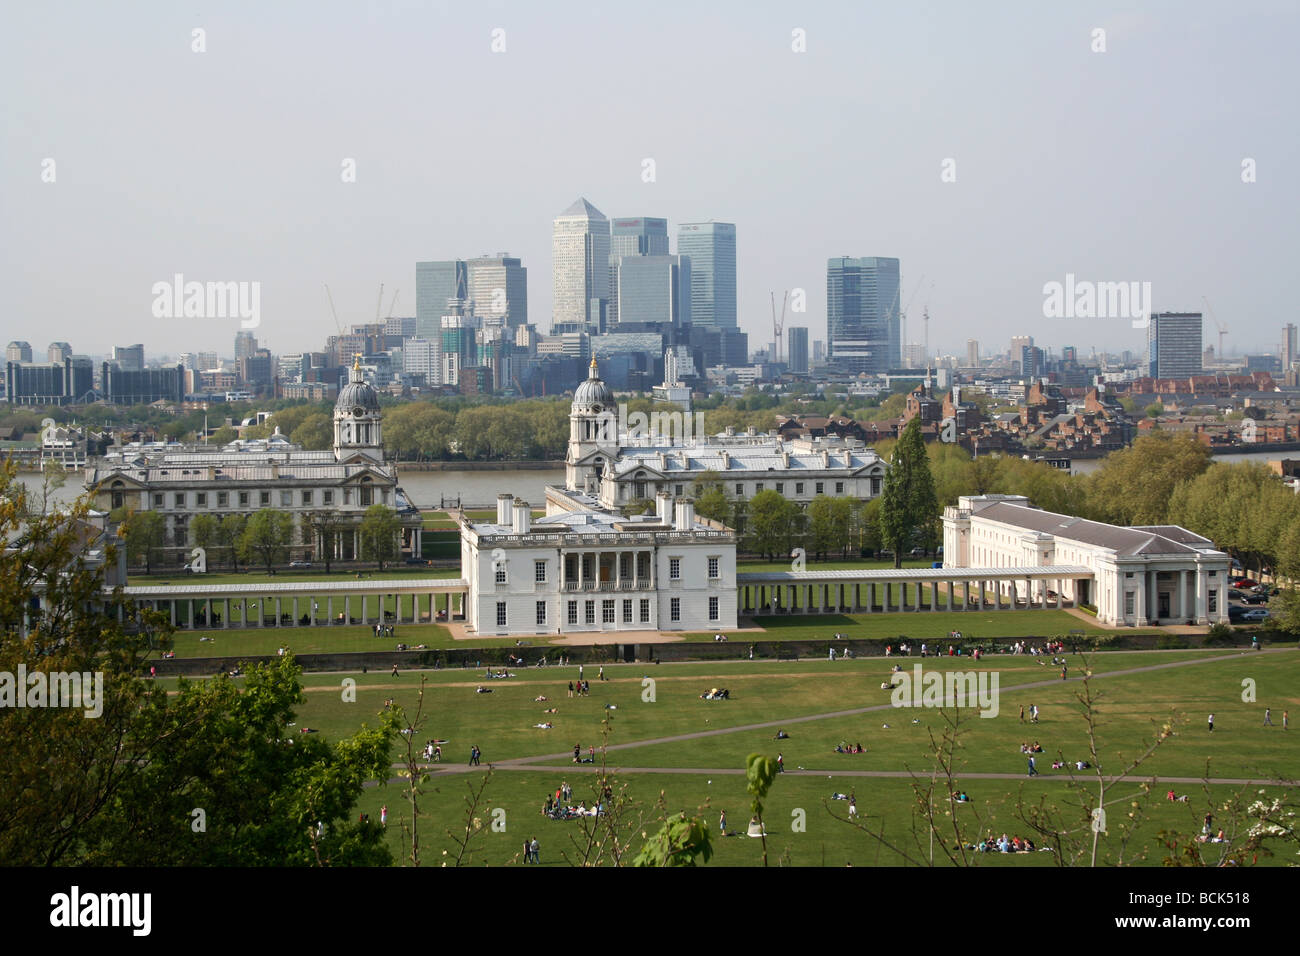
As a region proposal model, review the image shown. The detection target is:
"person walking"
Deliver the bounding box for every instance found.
[1208,713,1215,733]
[1264,708,1273,726]
[1285,710,1290,731]
[598,665,605,682]
[530,836,540,864]
[719,809,727,835]
[469,744,480,766]
[568,681,574,698]
[522,838,531,863]
[392,662,399,677]
[1060,665,1067,681]
[1027,755,1039,777]
[776,752,784,773]
[849,790,858,819]
[380,805,387,826]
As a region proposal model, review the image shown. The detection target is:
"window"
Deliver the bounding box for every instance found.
[709,596,719,621]
[217,492,228,507]
[535,560,547,583]
[496,602,507,627]
[1124,592,1135,616]
[602,600,615,624]
[280,491,292,507]
[670,558,681,580]
[495,563,507,584]
[568,601,578,625]
[670,598,681,623]
[343,489,351,505]
[622,600,632,623]
[815,482,824,494]
[1208,590,1218,613]
[835,482,844,494]
[239,492,249,507]
[302,491,313,506]
[196,493,207,507]
[536,601,547,626]
[153,493,164,507]
[755,483,764,492]
[260,491,270,506]
[735,483,743,495]
[619,554,631,579]
[640,599,650,623]
[708,556,719,579]
[584,601,595,625]
[675,484,683,496]
[174,493,186,508]
[776,482,784,493]
[360,485,373,506]
[795,482,804,495]
[870,478,881,496]
[323,490,333,506]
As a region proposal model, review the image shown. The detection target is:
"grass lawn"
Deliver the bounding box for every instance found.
[704,611,1170,643]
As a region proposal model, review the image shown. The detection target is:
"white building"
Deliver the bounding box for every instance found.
[943,494,1230,626]
[459,488,737,636]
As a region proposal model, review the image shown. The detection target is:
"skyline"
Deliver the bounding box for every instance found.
[2,1,1295,358]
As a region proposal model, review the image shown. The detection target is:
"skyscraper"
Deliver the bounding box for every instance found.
[615,255,691,328]
[552,198,610,334]
[1283,323,1297,369]
[233,331,257,362]
[1009,335,1033,372]
[677,222,737,330]
[114,343,145,371]
[966,339,980,368]
[825,256,901,375]
[465,255,528,329]
[1146,313,1203,379]
[47,342,73,363]
[609,218,668,326]
[415,260,469,338]
[787,327,809,373]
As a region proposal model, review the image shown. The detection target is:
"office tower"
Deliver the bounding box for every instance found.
[113,343,145,371]
[825,256,901,375]
[787,327,809,373]
[813,340,825,366]
[233,331,258,362]
[904,343,927,368]
[608,218,669,326]
[1146,313,1203,378]
[552,198,610,334]
[677,222,737,330]
[1283,324,1298,369]
[402,338,440,385]
[47,342,73,363]
[101,363,184,404]
[615,255,691,328]
[463,255,528,329]
[1020,345,1044,380]
[384,316,417,340]
[966,339,980,367]
[5,342,33,363]
[5,358,94,405]
[416,260,469,339]
[441,315,473,386]
[1009,336,1033,372]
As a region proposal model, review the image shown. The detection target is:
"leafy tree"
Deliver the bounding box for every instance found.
[121,508,166,573]
[878,417,939,568]
[746,490,795,560]
[359,504,401,570]
[1145,403,1164,418]
[289,413,333,451]
[633,814,714,867]
[209,425,238,445]
[1085,432,1211,526]
[694,487,730,525]
[215,513,247,571]
[239,509,295,573]
[190,513,219,563]
[745,753,779,867]
[307,510,349,573]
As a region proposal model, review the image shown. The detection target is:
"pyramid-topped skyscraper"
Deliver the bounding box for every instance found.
[552,198,610,335]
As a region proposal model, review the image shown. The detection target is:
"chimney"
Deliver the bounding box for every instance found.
[512,500,531,534]
[747,426,757,437]
[725,425,735,437]
[674,497,695,531]
[720,450,730,469]
[497,493,514,525]
[656,491,673,524]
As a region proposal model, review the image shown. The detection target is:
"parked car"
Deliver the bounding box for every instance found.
[1228,589,1248,601]
[288,560,312,569]
[1228,605,1248,621]
[909,547,926,557]
[1231,577,1255,588]
[1241,592,1269,605]
[1241,608,1271,622]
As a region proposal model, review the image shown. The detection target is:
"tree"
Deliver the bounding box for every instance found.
[633,814,714,867]
[121,508,166,573]
[190,513,219,565]
[239,509,295,574]
[359,504,401,570]
[746,490,795,560]
[215,513,247,571]
[307,510,349,573]
[1085,432,1211,525]
[209,425,237,445]
[289,413,333,451]
[878,417,939,568]
[694,487,730,525]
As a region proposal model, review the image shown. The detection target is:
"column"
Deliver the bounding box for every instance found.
[946,581,954,612]
[275,597,282,626]
[977,581,985,610]
[1196,569,1208,623]
[578,552,584,590]
[1179,570,1189,622]
[930,582,938,612]
[865,583,873,613]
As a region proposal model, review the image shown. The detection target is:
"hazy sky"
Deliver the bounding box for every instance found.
[2,1,1295,362]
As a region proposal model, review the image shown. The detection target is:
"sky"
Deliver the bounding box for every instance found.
[2,0,1296,363]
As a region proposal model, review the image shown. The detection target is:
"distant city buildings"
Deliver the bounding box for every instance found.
[1282,323,1297,369]
[6,342,33,363]
[552,198,610,335]
[112,343,144,372]
[826,256,900,375]
[609,217,669,326]
[787,327,810,374]
[677,222,737,330]
[1146,313,1203,379]
[966,339,980,368]
[616,255,691,328]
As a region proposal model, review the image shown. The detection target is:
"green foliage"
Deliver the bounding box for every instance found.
[694,487,730,524]
[239,509,295,573]
[121,508,166,572]
[632,813,714,867]
[1086,432,1211,525]
[878,418,939,567]
[359,504,401,570]
[746,490,796,559]
[289,413,333,450]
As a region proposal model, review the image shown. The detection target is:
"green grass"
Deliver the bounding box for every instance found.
[714,611,1169,642]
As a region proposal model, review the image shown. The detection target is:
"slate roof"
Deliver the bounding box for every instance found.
[971,501,1220,556]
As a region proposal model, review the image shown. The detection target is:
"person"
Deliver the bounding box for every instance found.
[1264,708,1273,726]
[848,791,858,819]
[776,753,784,773]
[598,665,605,681]
[1208,713,1215,732]
[578,664,584,681]
[1030,704,1039,723]
[434,745,441,761]
[1027,755,1039,777]
[530,837,540,864]
[1019,705,1025,723]
[392,663,399,677]
[1060,665,1067,681]
[574,744,581,762]
[748,645,754,660]
[829,647,835,661]
[470,745,480,766]
[1285,710,1290,731]
[380,805,387,826]
[568,681,574,698]
[522,838,532,863]
[719,810,727,835]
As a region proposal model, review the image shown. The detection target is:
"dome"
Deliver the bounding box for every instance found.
[573,358,614,409]
[336,360,380,413]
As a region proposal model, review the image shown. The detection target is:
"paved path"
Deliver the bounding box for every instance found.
[377,648,1296,788]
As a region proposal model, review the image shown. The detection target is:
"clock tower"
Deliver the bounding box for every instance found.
[333,357,384,462]
[565,358,619,494]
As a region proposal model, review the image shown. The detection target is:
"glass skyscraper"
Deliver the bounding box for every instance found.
[465,255,528,329]
[1146,312,1203,378]
[415,260,468,339]
[677,221,736,330]
[609,217,668,326]
[552,198,610,334]
[616,255,691,328]
[826,256,901,375]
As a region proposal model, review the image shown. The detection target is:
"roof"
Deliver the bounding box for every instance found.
[610,442,883,477]
[970,501,1220,556]
[558,197,606,220]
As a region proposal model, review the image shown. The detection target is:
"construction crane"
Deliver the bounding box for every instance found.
[1202,296,1227,360]
[375,283,385,324]
[386,289,400,320]
[890,274,926,365]
[324,284,343,334]
[770,290,789,364]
